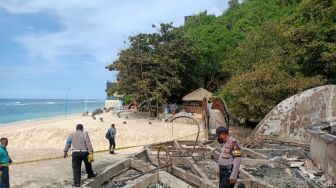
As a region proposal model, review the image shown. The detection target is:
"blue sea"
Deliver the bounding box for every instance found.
[0,99,104,125]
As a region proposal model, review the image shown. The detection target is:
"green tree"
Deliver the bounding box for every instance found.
[180,1,300,90]
[108,23,198,116]
[217,0,333,120]
[224,23,288,75]
[283,0,336,82]
[228,0,239,10]
[221,61,325,120]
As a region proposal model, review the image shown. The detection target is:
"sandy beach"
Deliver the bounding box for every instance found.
[0,110,204,187]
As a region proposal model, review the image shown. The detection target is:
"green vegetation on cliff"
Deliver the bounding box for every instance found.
[108,0,335,119]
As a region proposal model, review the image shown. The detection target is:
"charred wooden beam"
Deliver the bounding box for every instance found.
[133,149,148,160]
[174,139,184,150]
[186,157,209,179]
[177,140,203,146]
[84,158,131,187]
[171,167,215,188]
[242,147,268,159]
[144,146,158,166]
[241,158,274,168]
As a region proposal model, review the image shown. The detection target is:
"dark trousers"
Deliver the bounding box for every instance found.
[219,165,234,188]
[72,152,94,185]
[109,138,115,153]
[0,166,9,188]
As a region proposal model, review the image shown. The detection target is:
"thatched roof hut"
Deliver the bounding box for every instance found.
[182,88,213,102]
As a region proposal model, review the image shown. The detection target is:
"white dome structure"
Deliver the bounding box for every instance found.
[250,85,336,143]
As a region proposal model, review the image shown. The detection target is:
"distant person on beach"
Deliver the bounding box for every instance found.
[0,138,12,188]
[64,124,96,187]
[107,124,116,154]
[128,100,136,109]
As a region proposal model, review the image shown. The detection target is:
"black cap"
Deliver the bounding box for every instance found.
[216,126,228,136]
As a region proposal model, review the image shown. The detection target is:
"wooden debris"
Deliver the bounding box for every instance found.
[83,139,322,188]
[242,147,268,159]
[289,161,305,168]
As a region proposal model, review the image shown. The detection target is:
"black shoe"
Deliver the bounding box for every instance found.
[72,184,80,187]
[88,173,97,179]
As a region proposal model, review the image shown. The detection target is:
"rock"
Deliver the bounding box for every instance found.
[105,107,114,113]
[92,108,103,116]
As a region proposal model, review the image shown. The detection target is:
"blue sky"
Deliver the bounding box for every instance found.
[0,1,228,99]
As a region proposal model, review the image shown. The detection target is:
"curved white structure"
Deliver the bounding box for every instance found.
[251,85,336,143]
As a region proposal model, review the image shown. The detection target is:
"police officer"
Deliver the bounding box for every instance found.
[64,124,96,187]
[215,127,241,188]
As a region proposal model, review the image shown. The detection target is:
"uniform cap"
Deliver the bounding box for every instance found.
[216,126,228,136]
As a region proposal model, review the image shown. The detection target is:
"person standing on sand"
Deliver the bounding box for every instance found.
[0,138,12,188]
[64,124,96,187]
[107,124,116,154]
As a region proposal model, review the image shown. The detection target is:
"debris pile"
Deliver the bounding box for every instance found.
[102,169,142,188]
[240,138,335,188]
[196,159,217,180]
[244,164,309,188]
[81,137,336,188]
[147,181,171,188]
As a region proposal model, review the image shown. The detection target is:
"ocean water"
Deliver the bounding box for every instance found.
[0,99,104,125]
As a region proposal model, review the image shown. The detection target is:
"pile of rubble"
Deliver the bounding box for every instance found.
[79,138,334,188]
[241,139,335,188]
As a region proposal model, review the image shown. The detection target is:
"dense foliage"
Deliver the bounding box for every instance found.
[108,23,198,116]
[108,0,335,119]
[220,0,334,120]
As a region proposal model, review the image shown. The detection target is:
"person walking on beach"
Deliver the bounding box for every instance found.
[64,124,96,187]
[215,127,241,188]
[107,124,116,154]
[0,138,12,188]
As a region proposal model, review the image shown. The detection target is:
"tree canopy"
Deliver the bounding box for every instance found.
[107,0,335,120]
[108,23,198,116]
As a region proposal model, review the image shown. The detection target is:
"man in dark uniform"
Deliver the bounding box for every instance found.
[64,124,96,187]
[215,127,242,188]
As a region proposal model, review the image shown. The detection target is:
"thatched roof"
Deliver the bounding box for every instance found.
[182,88,213,102]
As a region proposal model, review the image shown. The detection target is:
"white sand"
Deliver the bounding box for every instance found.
[0,111,203,187]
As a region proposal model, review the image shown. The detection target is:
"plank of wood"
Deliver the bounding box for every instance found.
[242,147,268,159]
[289,161,305,168]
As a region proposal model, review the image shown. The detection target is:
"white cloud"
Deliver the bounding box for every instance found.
[0,0,227,66]
[0,1,228,98]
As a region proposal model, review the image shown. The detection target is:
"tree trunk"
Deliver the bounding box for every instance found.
[144,92,153,117]
[156,100,159,119]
